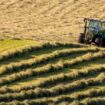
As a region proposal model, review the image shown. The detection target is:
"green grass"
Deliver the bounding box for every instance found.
[0,39,39,51]
[0,40,105,105]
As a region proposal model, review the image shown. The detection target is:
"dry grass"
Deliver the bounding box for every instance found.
[0,0,105,42]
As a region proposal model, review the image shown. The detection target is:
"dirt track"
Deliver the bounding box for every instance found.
[0,0,105,42]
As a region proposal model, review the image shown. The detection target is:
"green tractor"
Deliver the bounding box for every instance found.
[79,18,105,46]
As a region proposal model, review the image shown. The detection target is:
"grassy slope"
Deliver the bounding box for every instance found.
[0,0,105,42]
[0,40,105,105]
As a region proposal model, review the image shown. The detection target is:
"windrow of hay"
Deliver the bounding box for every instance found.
[0,51,105,86]
[1,41,105,105]
[0,73,105,102]
[0,47,98,76]
[0,42,86,62]
[0,64,105,94]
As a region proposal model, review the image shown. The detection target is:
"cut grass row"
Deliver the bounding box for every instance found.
[0,49,102,85]
[0,42,85,62]
[1,64,105,94]
[0,51,105,87]
[1,87,105,105]
[71,97,105,105]
[1,42,105,104]
[80,97,105,105]
[0,52,105,85]
[54,88,105,104]
[0,71,105,102]
[35,65,105,88]
[54,89,105,105]
[0,44,77,66]
[0,47,99,76]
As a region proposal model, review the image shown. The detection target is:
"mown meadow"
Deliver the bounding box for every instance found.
[0,40,105,105]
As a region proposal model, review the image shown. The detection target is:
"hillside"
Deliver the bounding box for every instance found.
[0,40,105,105]
[0,0,105,42]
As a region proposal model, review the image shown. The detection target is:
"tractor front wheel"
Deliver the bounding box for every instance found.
[78,33,85,43]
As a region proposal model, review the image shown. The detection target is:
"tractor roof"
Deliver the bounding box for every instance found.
[84,18,105,23]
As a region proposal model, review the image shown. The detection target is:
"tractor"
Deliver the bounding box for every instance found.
[79,18,105,46]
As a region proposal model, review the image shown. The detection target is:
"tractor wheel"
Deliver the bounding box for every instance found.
[101,38,105,47]
[78,33,85,43]
[94,37,102,46]
[85,32,93,44]
[94,37,103,46]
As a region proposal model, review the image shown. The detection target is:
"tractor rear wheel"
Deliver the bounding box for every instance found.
[94,37,105,47]
[78,33,85,43]
[100,38,105,47]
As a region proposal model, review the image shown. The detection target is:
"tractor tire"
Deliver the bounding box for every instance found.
[95,38,105,47]
[78,33,85,43]
[101,38,105,47]
[94,37,102,46]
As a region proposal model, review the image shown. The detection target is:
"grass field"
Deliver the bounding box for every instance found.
[0,0,105,105]
[0,0,105,42]
[0,40,105,105]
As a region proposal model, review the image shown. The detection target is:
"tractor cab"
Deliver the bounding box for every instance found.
[79,18,105,46]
